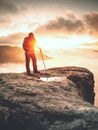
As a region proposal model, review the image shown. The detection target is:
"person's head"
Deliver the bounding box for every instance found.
[28,32,34,38]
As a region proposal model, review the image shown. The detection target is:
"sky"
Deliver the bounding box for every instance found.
[0,0,98,49]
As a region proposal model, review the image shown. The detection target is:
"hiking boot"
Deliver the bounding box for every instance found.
[26,72,31,76]
[34,71,40,73]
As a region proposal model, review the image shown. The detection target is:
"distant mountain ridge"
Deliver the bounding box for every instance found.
[0,45,50,63]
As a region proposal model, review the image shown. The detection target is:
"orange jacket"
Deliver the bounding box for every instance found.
[23,36,36,54]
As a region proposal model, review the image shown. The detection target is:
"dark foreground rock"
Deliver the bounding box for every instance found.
[0,66,98,130]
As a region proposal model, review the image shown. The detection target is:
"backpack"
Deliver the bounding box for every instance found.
[23,37,29,51]
[23,36,36,53]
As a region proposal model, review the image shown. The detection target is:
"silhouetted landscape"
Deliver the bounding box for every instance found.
[0,46,50,63]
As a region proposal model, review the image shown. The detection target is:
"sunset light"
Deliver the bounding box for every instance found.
[37,35,97,50]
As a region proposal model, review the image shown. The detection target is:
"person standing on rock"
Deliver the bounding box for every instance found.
[23,32,40,75]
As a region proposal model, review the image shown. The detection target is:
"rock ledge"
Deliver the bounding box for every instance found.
[0,66,98,130]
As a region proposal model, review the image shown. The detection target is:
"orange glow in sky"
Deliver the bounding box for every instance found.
[37,35,97,50]
[0,0,98,51]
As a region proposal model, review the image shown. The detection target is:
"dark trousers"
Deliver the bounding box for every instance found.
[25,53,38,73]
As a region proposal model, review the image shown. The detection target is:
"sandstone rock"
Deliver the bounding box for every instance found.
[47,66,95,104]
[0,66,98,130]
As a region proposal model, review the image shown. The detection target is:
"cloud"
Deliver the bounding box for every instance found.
[0,0,18,15]
[83,12,98,37]
[35,12,98,37]
[0,0,18,31]
[0,33,25,46]
[0,0,98,38]
[35,13,85,36]
[0,17,11,29]
[85,41,98,48]
[46,18,85,33]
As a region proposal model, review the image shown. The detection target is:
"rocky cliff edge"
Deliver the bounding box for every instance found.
[0,66,98,130]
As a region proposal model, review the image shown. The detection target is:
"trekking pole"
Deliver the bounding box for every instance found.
[39,48,49,81]
[40,48,47,74]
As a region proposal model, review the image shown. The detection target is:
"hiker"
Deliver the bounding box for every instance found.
[23,32,40,75]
